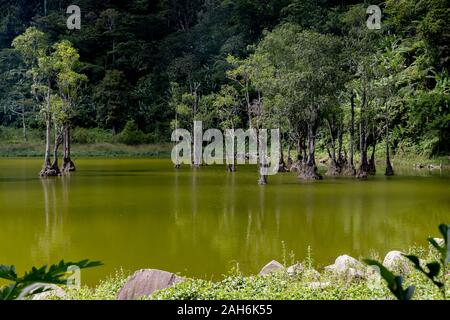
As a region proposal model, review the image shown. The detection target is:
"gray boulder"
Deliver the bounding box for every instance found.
[383,251,412,274]
[325,255,365,274]
[287,263,304,276]
[117,269,185,300]
[259,260,285,275]
[324,255,367,282]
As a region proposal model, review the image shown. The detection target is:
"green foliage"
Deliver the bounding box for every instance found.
[71,127,114,144]
[365,224,449,300]
[0,0,449,155]
[0,259,102,300]
[117,120,152,145]
[363,259,415,300]
[404,224,449,298]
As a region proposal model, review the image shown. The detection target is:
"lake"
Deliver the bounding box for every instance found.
[0,158,449,285]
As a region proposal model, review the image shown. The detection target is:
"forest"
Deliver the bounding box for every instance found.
[0,0,449,178]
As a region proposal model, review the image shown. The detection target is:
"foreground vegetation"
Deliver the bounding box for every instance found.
[44,245,447,300]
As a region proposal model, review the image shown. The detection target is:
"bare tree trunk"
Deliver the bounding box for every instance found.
[368,136,376,175]
[22,105,27,143]
[40,84,57,177]
[349,93,355,167]
[287,143,293,168]
[357,109,369,179]
[278,135,288,172]
[62,125,76,172]
[326,119,340,176]
[342,93,356,176]
[338,129,344,165]
[385,118,394,176]
[296,139,301,161]
[51,127,63,176]
[299,124,321,180]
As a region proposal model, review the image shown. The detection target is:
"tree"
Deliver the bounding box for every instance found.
[12,27,60,176]
[341,5,382,179]
[52,40,88,172]
[94,69,129,134]
[248,24,344,180]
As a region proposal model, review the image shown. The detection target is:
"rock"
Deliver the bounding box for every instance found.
[383,251,412,274]
[259,260,285,275]
[117,269,185,300]
[324,255,367,282]
[286,263,304,276]
[32,284,66,300]
[325,255,365,274]
[308,282,330,289]
[346,268,366,282]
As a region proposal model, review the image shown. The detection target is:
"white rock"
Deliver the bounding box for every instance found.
[286,263,304,276]
[383,250,412,274]
[259,260,285,275]
[325,255,365,273]
[117,269,185,300]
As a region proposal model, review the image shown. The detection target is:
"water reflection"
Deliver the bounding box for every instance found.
[35,177,70,263]
[0,158,448,285]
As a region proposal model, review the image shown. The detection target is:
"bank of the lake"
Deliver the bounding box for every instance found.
[49,245,448,300]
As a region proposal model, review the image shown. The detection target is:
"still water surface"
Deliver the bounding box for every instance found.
[0,158,449,285]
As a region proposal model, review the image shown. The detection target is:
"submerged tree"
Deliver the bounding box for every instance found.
[12,27,58,176]
[248,24,344,180]
[52,40,87,172]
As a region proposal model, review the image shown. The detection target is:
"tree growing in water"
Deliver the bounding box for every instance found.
[247,24,344,180]
[13,28,86,176]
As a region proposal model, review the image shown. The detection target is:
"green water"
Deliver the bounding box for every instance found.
[0,158,449,285]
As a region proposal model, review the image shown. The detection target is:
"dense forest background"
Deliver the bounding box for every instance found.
[0,0,449,174]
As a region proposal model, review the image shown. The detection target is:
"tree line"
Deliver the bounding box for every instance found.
[0,0,448,178]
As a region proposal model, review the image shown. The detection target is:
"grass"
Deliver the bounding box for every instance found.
[1,126,448,165]
[0,126,172,157]
[48,245,448,300]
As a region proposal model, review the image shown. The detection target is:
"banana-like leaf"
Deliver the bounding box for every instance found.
[364,259,414,300]
[0,259,103,300]
[0,265,17,281]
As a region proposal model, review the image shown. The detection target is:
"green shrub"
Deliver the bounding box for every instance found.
[117,120,152,145]
[71,127,113,144]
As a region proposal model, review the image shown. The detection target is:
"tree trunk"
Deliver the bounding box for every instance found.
[349,94,355,167]
[368,138,376,175]
[62,125,76,172]
[278,136,288,173]
[357,117,369,179]
[40,85,58,177]
[258,171,267,185]
[325,119,340,176]
[342,93,357,176]
[51,128,62,176]
[296,139,302,161]
[287,144,293,169]
[22,106,27,143]
[385,119,394,176]
[299,124,321,180]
